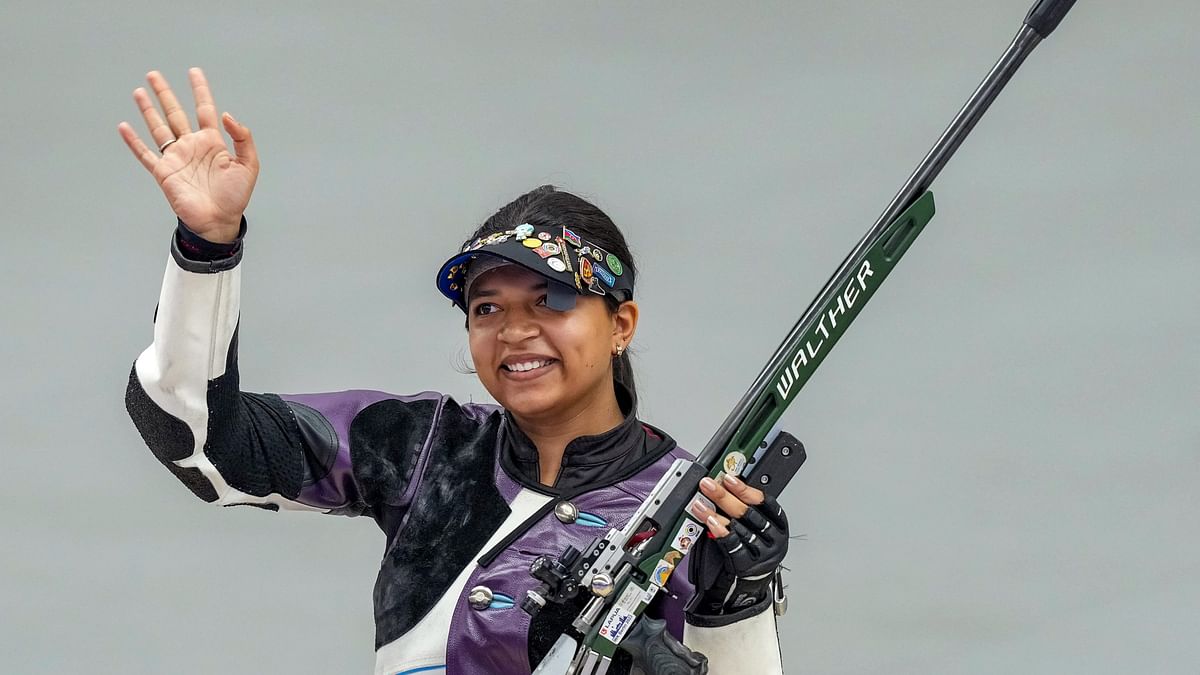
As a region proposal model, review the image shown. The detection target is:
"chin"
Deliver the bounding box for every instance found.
[496,388,563,419]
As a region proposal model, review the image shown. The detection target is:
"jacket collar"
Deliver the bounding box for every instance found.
[499,382,675,495]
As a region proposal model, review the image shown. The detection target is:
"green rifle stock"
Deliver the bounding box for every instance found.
[529,2,1078,673]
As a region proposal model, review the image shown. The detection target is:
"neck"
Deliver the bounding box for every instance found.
[511,383,626,487]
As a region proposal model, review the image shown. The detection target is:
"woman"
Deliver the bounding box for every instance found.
[120,67,790,675]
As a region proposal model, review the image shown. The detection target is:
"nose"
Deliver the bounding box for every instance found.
[497,305,541,344]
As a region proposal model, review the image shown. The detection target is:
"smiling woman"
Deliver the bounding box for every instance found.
[121,68,791,674]
[451,188,640,484]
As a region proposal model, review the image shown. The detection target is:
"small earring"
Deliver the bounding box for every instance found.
[614,344,624,356]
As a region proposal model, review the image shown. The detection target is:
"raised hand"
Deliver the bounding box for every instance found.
[117,68,258,244]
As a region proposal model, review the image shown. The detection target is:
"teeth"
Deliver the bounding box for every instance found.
[508,359,552,372]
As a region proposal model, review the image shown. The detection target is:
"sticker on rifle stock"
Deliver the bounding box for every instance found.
[723,452,747,476]
[616,582,651,614]
[670,518,704,554]
[599,583,647,645]
[651,557,675,587]
[686,494,715,523]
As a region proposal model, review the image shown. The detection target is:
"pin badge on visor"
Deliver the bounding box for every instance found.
[436,223,634,314]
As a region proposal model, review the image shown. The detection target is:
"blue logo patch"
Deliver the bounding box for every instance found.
[593,265,616,287]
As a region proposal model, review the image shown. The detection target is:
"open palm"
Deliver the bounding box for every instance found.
[118,68,258,244]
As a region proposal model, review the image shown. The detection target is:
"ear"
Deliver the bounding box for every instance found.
[611,300,639,348]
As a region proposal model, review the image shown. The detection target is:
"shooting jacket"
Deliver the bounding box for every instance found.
[124,228,785,674]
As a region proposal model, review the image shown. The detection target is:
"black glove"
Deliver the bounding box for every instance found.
[685,493,788,626]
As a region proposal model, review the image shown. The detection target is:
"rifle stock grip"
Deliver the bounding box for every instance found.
[622,617,709,675]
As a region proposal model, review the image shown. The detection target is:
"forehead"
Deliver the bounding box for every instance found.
[467,264,547,299]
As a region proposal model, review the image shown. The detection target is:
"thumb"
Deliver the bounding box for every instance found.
[222,112,259,171]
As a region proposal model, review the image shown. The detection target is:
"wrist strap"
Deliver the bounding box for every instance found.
[176,216,246,261]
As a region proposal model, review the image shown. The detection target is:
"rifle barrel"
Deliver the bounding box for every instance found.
[698,24,1046,466]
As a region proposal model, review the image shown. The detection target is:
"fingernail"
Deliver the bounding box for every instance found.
[225,112,238,125]
[706,516,721,529]
[700,477,717,490]
[722,473,743,487]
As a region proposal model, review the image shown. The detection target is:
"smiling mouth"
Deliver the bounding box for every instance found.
[501,358,559,373]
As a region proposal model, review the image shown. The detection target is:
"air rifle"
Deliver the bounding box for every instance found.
[525,2,1078,673]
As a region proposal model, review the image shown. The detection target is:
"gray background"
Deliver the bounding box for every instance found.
[2,1,1197,673]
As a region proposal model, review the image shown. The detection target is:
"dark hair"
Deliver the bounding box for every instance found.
[464,185,639,410]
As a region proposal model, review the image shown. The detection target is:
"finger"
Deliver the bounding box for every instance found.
[117,121,159,173]
[188,67,219,130]
[695,502,730,530]
[728,520,763,559]
[721,473,766,506]
[133,87,174,149]
[738,507,772,536]
[146,70,193,137]
[698,476,749,519]
[758,493,788,530]
[713,522,755,570]
[704,514,730,538]
[222,113,258,170]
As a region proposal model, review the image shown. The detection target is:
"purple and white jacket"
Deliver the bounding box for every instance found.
[124,229,784,674]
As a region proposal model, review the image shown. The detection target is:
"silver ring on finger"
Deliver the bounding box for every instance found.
[158,138,177,153]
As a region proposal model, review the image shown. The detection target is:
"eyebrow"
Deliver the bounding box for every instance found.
[470,280,548,299]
